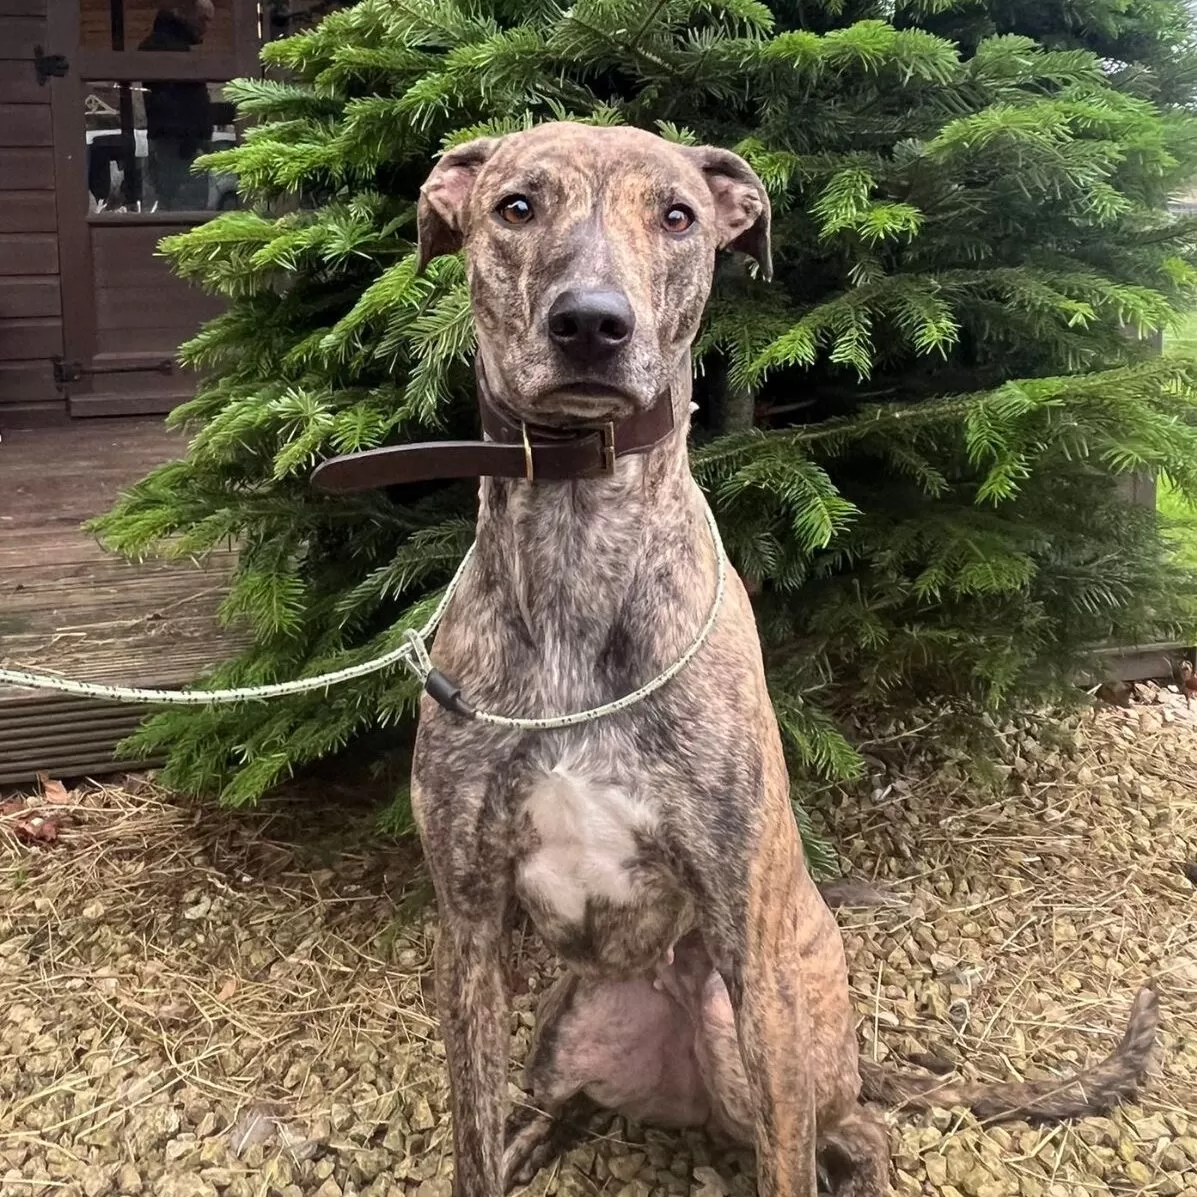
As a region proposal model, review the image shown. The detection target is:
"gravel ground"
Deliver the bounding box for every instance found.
[1,687,1195,1197]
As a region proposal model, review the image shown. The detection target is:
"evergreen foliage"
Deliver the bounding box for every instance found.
[94,0,1197,853]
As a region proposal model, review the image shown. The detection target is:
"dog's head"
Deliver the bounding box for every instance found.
[417,122,771,424]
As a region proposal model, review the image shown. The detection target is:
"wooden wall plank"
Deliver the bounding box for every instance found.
[92,243,189,292]
[69,390,192,416]
[90,242,191,283]
[0,59,46,105]
[0,233,57,274]
[0,0,48,17]
[0,358,56,403]
[77,360,192,397]
[96,285,219,331]
[0,16,48,59]
[0,102,52,146]
[91,222,174,261]
[0,276,60,318]
[94,326,203,354]
[92,261,182,291]
[0,147,54,189]
[0,189,56,232]
[0,315,61,359]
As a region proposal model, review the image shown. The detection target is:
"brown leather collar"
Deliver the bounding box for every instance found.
[310,365,675,494]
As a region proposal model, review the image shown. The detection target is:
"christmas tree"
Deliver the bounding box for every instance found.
[95,0,1197,851]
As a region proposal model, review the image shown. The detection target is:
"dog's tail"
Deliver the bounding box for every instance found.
[859,984,1159,1123]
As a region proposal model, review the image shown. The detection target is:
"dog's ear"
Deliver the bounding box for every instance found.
[684,146,772,282]
[416,137,500,274]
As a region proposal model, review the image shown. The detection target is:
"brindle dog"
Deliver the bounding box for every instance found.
[409,122,1158,1197]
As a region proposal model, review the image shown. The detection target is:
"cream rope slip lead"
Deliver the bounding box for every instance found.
[0,500,728,732]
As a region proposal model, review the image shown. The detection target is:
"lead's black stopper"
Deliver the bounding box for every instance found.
[424,669,476,719]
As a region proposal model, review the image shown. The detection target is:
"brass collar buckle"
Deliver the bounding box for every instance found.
[521,422,535,483]
[598,421,616,476]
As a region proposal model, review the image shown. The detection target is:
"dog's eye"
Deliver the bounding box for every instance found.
[497,195,534,225]
[663,205,695,233]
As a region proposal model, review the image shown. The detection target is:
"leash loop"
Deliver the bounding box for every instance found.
[402,626,434,682]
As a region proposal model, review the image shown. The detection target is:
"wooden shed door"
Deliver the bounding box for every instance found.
[47,0,259,416]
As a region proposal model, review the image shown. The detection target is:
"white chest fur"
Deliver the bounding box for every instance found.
[517,767,658,924]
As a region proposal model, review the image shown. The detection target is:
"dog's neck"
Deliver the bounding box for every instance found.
[473,361,710,656]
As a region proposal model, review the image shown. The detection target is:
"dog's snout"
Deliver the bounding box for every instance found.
[547,290,635,362]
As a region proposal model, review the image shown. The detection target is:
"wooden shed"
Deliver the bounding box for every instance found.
[0,0,326,784]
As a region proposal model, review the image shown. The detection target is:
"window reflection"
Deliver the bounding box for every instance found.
[85,81,239,213]
[82,1,362,53]
[81,0,234,52]
[263,0,343,39]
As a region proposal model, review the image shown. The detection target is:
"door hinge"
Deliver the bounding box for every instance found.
[33,46,69,86]
[53,358,174,388]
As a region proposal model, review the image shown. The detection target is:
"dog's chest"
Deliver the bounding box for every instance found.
[515,766,692,976]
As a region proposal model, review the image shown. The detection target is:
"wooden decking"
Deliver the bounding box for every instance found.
[0,418,239,784]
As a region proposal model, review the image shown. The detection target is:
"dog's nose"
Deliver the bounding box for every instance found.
[547,290,635,361]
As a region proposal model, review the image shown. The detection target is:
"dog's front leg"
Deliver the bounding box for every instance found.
[732,926,818,1195]
[723,833,819,1196]
[436,915,510,1197]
